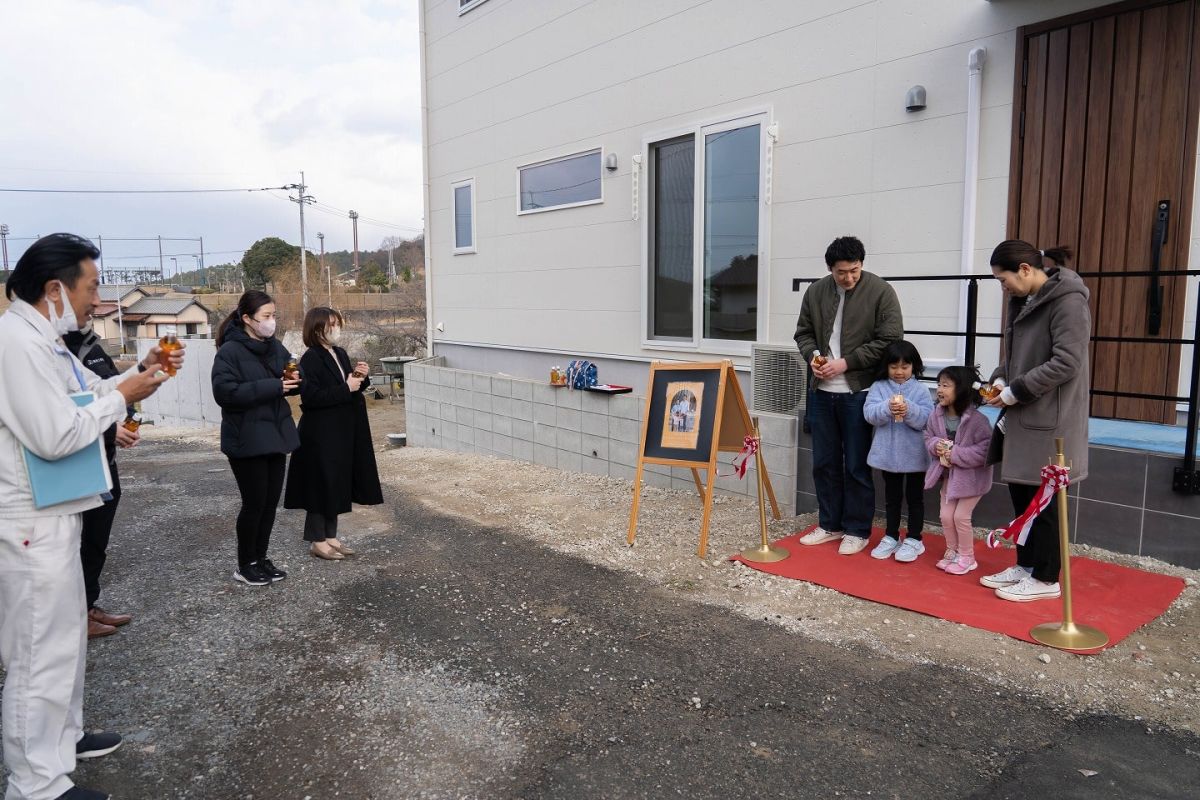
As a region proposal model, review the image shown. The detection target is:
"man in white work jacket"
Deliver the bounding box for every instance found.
[0,234,184,800]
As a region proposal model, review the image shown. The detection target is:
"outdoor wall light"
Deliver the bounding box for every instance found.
[905,85,927,112]
[605,153,618,172]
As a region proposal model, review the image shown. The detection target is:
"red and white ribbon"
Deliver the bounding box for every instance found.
[728,434,759,480]
[986,463,1070,549]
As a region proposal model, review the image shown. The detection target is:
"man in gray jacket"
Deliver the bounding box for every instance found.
[793,236,904,554]
[0,234,182,800]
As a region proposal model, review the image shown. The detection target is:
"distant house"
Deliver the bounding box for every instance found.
[92,286,212,344]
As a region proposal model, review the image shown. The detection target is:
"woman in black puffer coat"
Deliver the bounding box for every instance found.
[211,290,300,587]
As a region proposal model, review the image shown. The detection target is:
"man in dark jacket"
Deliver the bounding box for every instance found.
[794,236,904,554]
[64,326,138,638]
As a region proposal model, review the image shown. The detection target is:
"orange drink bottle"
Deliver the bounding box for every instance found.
[812,350,828,367]
[158,326,181,376]
[892,393,904,422]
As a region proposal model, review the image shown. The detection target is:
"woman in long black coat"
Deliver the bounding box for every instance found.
[284,307,383,560]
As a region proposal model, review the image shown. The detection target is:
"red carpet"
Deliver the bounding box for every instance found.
[732,526,1185,653]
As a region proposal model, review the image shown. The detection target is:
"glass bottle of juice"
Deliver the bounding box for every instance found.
[158,326,181,376]
[284,354,300,381]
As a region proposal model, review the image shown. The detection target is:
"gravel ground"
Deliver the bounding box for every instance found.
[386,445,1200,735]
[2,415,1198,798]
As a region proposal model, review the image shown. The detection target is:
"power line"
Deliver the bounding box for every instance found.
[0,185,289,195]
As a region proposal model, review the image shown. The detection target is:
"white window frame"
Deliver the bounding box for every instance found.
[516,147,605,216]
[458,0,489,15]
[640,109,772,357]
[451,177,476,255]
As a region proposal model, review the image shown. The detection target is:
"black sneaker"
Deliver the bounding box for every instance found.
[56,787,109,800]
[233,563,270,586]
[76,731,122,759]
[259,558,287,582]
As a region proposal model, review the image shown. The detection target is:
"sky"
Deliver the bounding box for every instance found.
[0,0,424,276]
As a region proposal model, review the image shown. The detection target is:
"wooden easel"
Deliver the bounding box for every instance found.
[626,360,781,558]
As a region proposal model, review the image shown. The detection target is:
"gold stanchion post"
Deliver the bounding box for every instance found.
[738,419,789,564]
[1029,437,1109,651]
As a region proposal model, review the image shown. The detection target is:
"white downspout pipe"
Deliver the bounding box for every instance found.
[958,47,987,365]
[418,0,435,358]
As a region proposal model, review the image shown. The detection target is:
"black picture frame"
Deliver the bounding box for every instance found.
[642,367,723,463]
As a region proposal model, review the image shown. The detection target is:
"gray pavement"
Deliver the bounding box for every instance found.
[43,438,1200,798]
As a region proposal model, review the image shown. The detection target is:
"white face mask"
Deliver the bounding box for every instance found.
[250,317,277,339]
[327,326,342,345]
[47,281,81,337]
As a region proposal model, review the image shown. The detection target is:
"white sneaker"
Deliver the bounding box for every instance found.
[870,535,900,559]
[800,527,843,546]
[838,535,870,555]
[995,576,1061,602]
[979,565,1032,589]
[893,538,926,563]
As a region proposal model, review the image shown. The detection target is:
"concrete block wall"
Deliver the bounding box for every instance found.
[404,357,797,515]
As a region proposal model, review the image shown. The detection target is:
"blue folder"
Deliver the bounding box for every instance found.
[21,391,112,509]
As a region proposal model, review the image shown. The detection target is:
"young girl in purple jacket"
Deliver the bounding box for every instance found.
[924,366,994,575]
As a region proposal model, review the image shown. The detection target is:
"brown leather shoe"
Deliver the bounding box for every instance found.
[89,607,132,628]
[309,543,345,561]
[88,618,118,639]
[328,539,356,556]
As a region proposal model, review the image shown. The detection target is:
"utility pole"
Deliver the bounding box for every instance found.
[1,224,10,271]
[289,171,315,313]
[157,235,164,285]
[318,232,330,306]
[349,210,360,274]
[199,236,206,288]
[169,257,177,283]
[387,245,396,285]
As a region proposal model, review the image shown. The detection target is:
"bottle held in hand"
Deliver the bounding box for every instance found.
[122,411,142,433]
[812,350,828,368]
[158,326,181,376]
[284,354,300,381]
[977,382,1000,401]
[892,393,904,423]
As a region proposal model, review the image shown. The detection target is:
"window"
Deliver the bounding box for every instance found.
[646,115,767,347]
[518,149,603,214]
[459,0,489,14]
[452,178,475,254]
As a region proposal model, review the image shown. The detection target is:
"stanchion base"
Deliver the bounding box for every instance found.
[739,544,790,563]
[1030,621,1109,651]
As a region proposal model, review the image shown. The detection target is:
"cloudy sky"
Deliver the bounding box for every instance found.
[0,0,423,275]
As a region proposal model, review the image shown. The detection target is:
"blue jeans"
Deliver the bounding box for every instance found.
[809,389,875,539]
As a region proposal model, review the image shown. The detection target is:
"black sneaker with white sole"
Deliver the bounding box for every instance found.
[56,786,109,800]
[76,731,122,759]
[233,563,271,586]
[259,558,287,582]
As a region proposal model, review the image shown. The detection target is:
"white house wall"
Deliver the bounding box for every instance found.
[422,0,1195,387]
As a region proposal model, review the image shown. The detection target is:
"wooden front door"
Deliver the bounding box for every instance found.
[1008,0,1200,423]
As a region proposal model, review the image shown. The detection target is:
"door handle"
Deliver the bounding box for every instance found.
[1149,199,1169,336]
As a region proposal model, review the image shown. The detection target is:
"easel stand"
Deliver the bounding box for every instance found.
[627,361,781,558]
[1029,437,1109,651]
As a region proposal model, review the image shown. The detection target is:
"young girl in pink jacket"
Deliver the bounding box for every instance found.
[925,366,994,575]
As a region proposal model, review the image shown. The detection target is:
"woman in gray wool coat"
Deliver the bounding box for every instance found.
[979,240,1090,603]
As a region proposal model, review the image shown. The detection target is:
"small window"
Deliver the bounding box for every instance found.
[452,179,475,254]
[518,149,603,214]
[459,0,489,14]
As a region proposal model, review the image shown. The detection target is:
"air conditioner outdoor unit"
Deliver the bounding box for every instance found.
[751,343,807,416]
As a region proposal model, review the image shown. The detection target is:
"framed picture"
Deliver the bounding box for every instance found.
[642,367,723,463]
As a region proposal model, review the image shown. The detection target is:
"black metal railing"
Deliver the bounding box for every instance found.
[792,269,1200,494]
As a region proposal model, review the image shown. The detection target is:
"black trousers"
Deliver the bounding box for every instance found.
[228,454,286,568]
[882,470,925,540]
[303,512,340,543]
[1011,483,1062,583]
[80,461,121,610]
